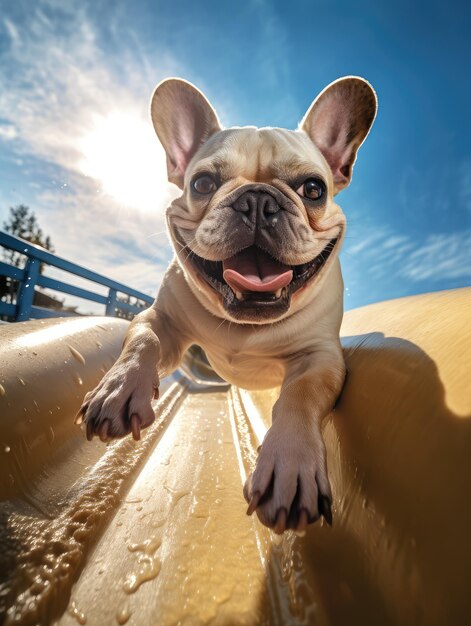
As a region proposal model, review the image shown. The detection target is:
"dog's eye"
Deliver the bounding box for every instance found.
[297,178,325,200]
[192,174,217,195]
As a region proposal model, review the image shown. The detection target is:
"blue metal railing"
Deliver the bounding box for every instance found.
[0,231,154,321]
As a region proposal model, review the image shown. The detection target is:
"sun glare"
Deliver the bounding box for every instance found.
[78,112,170,212]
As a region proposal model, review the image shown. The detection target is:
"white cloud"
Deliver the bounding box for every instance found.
[0,123,17,140]
[402,231,471,281]
[0,0,182,302]
[0,3,172,184]
[2,18,20,46]
[382,235,409,249]
[344,227,471,284]
[345,230,390,255]
[36,181,174,295]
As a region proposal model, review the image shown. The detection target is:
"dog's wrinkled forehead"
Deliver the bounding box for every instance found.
[187,127,331,186]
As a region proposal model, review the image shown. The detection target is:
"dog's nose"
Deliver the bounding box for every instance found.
[232,191,281,226]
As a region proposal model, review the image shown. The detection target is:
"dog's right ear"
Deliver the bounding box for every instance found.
[150,78,221,189]
[299,77,377,194]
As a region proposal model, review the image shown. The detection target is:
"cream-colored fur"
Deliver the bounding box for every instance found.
[78,76,377,533]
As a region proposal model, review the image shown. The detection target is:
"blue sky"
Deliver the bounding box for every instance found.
[0,0,469,311]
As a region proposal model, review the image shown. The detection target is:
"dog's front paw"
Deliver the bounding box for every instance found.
[243,424,332,533]
[75,359,159,442]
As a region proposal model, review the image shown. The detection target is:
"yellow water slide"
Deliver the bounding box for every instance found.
[1,288,470,625]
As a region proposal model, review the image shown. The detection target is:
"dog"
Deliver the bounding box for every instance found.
[77,76,377,534]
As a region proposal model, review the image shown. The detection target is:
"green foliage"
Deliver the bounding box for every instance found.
[2,204,55,267]
[1,205,55,309]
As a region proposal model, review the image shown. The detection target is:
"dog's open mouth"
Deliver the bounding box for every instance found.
[187,239,338,318]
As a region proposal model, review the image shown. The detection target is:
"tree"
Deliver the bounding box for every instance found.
[1,205,55,307]
[2,204,54,267]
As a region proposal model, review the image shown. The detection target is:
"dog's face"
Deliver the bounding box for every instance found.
[151,78,376,323]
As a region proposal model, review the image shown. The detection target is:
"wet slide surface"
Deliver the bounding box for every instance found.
[1,288,470,625]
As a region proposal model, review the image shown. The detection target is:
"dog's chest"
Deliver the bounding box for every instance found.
[205,347,285,390]
[189,313,290,389]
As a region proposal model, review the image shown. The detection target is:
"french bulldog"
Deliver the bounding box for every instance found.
[77,76,377,533]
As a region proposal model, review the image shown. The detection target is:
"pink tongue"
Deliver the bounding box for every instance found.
[223,247,293,293]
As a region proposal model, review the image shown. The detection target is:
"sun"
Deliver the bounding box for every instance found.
[78,111,173,212]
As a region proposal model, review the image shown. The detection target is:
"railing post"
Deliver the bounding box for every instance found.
[16,258,40,321]
[105,288,118,316]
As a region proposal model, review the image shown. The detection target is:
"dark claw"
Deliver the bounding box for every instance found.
[99,419,110,442]
[318,494,333,526]
[273,508,288,534]
[153,387,160,400]
[246,491,261,516]
[130,414,141,441]
[74,410,84,425]
[297,508,309,532]
[86,420,94,441]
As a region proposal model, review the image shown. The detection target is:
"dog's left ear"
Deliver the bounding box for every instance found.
[151,78,222,188]
[300,77,377,194]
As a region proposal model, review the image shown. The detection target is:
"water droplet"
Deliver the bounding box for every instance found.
[75,374,83,386]
[68,345,86,365]
[18,378,26,387]
[116,604,131,624]
[32,351,38,356]
[47,427,55,445]
[68,600,86,624]
[0,384,5,397]
[4,446,11,453]
[124,535,161,593]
